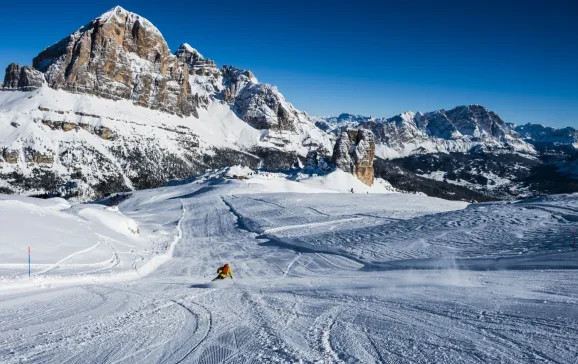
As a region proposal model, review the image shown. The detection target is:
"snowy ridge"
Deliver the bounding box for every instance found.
[0,81,331,199]
[0,87,269,198]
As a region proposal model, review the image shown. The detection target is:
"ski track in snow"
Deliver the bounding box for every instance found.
[1,184,578,363]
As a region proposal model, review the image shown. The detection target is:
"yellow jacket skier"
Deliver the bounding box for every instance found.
[212,264,233,281]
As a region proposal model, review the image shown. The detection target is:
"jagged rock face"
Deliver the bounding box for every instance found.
[31,6,197,117]
[332,129,375,185]
[2,63,45,91]
[2,64,21,89]
[220,66,323,136]
[381,106,512,142]
[175,44,218,76]
[359,115,426,151]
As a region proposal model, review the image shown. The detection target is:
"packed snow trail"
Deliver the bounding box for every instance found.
[0,183,577,363]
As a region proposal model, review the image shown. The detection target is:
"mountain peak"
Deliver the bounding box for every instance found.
[29,4,196,117]
[97,5,130,22]
[95,6,162,36]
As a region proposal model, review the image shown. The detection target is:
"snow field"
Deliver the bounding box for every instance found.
[0,178,577,362]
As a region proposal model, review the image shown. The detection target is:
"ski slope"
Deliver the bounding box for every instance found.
[0,177,577,363]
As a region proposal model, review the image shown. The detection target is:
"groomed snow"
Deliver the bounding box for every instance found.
[0,179,577,362]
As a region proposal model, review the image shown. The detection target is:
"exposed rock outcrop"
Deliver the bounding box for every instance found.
[2,63,45,91]
[2,149,20,164]
[332,129,375,185]
[219,65,327,138]
[24,148,54,164]
[234,84,297,131]
[220,65,288,130]
[40,119,116,140]
[31,6,197,117]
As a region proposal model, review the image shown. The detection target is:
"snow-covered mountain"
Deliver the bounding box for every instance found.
[316,105,536,159]
[0,6,332,199]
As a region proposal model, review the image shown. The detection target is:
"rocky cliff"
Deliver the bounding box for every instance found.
[332,129,375,186]
[28,6,198,117]
[174,43,218,76]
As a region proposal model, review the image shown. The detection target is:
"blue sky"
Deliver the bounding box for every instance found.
[1,0,576,127]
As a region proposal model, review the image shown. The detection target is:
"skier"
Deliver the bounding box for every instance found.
[212,263,233,281]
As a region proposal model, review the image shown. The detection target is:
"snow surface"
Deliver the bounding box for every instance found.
[0,178,577,362]
[0,194,150,278]
[0,86,261,152]
[179,167,399,194]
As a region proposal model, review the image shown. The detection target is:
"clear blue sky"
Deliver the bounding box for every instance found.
[1,0,577,127]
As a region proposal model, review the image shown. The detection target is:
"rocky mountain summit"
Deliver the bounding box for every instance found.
[29,6,197,117]
[2,63,45,91]
[174,43,218,76]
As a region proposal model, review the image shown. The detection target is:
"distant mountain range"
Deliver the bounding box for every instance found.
[0,6,576,202]
[316,109,577,199]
